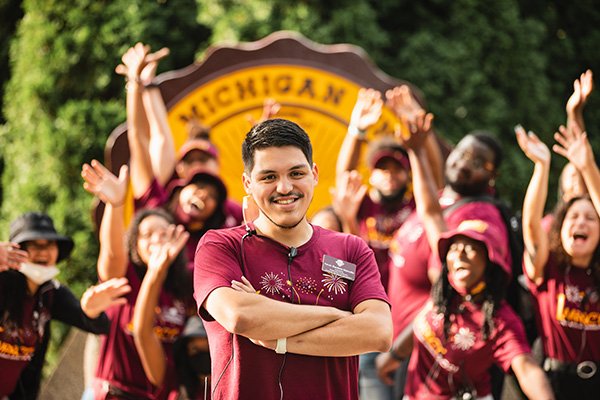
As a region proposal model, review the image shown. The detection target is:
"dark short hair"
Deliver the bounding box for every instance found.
[241,118,313,172]
[469,131,503,170]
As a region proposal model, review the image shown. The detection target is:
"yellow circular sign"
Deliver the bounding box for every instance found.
[167,65,400,216]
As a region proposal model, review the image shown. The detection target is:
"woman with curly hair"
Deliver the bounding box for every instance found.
[82,160,192,400]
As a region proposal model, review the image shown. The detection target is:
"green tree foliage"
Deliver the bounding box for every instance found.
[0,0,207,359]
[195,0,593,209]
[0,0,23,124]
[196,0,388,59]
[372,0,558,208]
[518,0,600,202]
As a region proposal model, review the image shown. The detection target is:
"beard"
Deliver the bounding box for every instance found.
[378,187,407,205]
[262,211,305,230]
[447,178,490,197]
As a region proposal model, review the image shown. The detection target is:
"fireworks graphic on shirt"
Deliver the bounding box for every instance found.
[321,273,347,295]
[260,272,284,295]
[452,327,475,351]
[297,276,318,295]
[565,285,584,304]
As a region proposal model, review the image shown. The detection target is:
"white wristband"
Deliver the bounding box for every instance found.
[275,337,287,354]
[348,125,366,138]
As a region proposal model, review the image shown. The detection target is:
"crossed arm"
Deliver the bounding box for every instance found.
[204,283,392,356]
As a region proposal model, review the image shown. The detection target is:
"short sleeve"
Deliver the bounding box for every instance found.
[193,230,243,320]
[491,306,531,372]
[134,178,169,211]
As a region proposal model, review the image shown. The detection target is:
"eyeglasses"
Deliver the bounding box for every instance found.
[454,149,494,172]
[138,229,169,241]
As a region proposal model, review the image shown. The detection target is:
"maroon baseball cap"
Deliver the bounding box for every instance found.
[178,138,219,161]
[437,219,511,278]
[367,138,410,171]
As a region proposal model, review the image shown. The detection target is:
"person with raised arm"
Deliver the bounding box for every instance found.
[0,212,129,399]
[116,43,241,273]
[82,160,192,399]
[517,121,600,398]
[387,118,553,400]
[335,87,427,399]
[544,70,594,232]
[378,117,511,397]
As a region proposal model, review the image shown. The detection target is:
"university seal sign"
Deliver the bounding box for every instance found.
[106,31,422,216]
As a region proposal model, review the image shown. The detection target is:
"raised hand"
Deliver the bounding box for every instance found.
[139,47,170,86]
[394,110,433,152]
[260,98,281,123]
[146,224,189,274]
[82,160,129,206]
[331,170,368,225]
[115,42,150,81]
[0,242,29,272]
[566,69,594,117]
[246,98,282,126]
[349,88,383,131]
[553,124,593,171]
[515,125,550,165]
[80,277,132,319]
[115,43,169,85]
[385,85,423,121]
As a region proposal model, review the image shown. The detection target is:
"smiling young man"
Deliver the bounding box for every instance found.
[193,118,392,400]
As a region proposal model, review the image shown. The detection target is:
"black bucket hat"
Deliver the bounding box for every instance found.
[9,212,74,263]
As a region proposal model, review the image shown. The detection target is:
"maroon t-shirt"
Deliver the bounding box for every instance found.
[357,195,415,289]
[0,296,50,396]
[405,300,530,399]
[94,263,187,400]
[134,178,243,272]
[526,252,600,361]
[541,213,554,233]
[387,199,510,338]
[193,224,389,400]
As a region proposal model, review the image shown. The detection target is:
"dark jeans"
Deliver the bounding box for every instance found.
[546,368,600,400]
[393,355,410,400]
